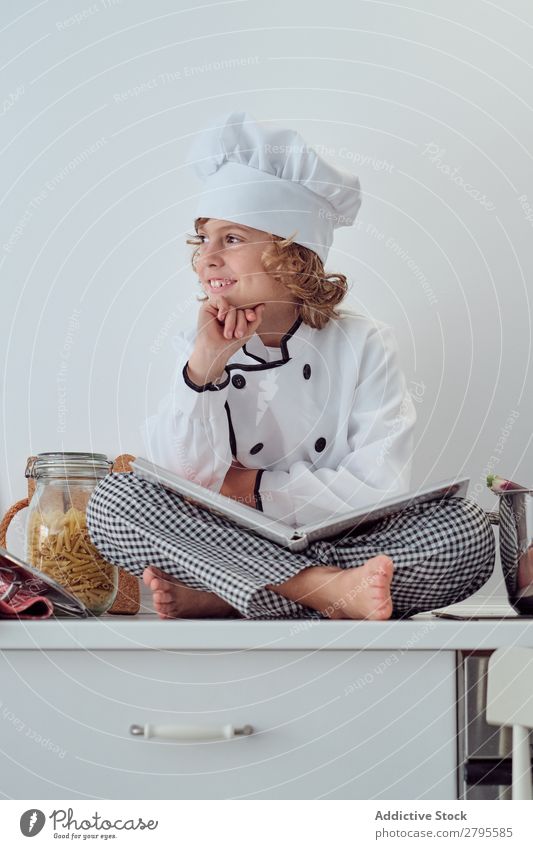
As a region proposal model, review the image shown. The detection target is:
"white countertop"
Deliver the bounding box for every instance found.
[1,610,533,650]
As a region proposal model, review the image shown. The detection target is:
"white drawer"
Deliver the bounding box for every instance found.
[0,649,456,799]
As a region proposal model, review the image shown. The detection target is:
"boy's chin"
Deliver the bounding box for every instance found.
[207,289,264,311]
[206,286,239,303]
[210,294,255,309]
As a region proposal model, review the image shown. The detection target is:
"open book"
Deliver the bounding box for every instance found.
[131,458,469,552]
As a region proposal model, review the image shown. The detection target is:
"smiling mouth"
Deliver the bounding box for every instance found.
[206,278,238,291]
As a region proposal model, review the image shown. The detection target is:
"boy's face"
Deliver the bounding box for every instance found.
[195,218,283,309]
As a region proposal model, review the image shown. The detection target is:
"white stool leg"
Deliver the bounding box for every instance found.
[512,725,532,800]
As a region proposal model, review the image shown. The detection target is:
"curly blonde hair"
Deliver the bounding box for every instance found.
[186,217,349,330]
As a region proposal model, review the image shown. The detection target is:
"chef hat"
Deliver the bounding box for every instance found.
[186,111,362,263]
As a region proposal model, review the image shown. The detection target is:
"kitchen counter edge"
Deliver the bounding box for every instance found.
[1,614,533,650]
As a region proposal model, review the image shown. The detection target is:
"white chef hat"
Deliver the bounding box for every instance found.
[186,111,362,264]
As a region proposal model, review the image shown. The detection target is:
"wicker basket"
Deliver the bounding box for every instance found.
[0,453,140,615]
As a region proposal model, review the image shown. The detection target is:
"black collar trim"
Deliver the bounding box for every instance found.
[233,315,303,373]
[183,315,304,393]
[241,345,267,364]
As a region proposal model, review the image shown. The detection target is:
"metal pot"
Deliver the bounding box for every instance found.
[495,489,533,614]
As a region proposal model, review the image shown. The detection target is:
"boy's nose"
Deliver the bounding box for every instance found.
[198,243,224,267]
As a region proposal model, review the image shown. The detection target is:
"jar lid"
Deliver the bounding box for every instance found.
[25,452,113,479]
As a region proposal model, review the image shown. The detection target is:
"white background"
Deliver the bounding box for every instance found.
[1,1,532,599]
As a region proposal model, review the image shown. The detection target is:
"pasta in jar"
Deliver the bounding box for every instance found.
[24,453,117,616]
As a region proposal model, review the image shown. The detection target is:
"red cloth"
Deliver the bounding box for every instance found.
[0,580,53,619]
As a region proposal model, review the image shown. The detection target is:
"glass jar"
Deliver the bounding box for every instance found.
[24,452,118,616]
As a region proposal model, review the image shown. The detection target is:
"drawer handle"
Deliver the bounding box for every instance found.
[129,723,254,742]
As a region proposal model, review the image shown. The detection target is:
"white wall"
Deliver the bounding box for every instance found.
[2,0,531,581]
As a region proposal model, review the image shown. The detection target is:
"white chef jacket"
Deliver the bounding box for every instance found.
[140,308,417,529]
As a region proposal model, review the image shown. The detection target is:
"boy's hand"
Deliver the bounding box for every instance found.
[199,293,265,355]
[187,295,266,385]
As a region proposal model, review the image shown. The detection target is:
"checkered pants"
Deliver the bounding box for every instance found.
[86,473,495,619]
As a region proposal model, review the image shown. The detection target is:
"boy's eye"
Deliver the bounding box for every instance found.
[196,234,243,245]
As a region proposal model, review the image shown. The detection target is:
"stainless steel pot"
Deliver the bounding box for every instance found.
[493,488,533,614]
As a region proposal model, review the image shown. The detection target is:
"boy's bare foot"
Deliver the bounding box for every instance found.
[267,555,394,620]
[142,566,240,619]
[143,556,394,621]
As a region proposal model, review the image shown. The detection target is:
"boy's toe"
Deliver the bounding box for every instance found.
[153,591,172,603]
[143,565,164,587]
